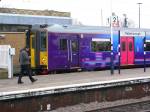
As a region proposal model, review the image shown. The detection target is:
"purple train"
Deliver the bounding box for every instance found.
[29,25,150,73]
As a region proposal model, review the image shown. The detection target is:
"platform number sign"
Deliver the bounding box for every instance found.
[112,16,117,23]
[112,16,119,27]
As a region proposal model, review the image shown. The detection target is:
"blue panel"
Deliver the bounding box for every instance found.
[134,36,144,65]
[146,36,150,40]
[134,36,144,53]
[95,34,110,38]
[113,34,119,53]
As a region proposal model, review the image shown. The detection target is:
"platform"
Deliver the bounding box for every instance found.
[0,68,150,100]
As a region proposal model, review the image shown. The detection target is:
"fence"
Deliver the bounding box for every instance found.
[0,45,15,78]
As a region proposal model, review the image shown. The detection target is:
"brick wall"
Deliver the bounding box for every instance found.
[0,32,26,73]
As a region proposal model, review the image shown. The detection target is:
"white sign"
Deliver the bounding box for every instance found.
[0,45,15,78]
[111,16,119,27]
[146,40,150,42]
[10,48,15,55]
[92,38,110,42]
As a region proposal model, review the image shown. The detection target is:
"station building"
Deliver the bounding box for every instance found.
[0,8,72,32]
[0,8,72,75]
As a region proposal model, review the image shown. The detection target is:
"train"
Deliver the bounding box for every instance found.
[28,25,150,73]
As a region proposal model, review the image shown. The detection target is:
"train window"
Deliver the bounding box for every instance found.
[32,37,35,49]
[60,39,67,50]
[30,34,35,49]
[40,32,46,51]
[121,42,126,51]
[129,42,133,51]
[145,42,150,51]
[72,41,78,52]
[91,41,111,52]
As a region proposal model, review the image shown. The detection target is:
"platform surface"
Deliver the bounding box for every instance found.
[0,68,150,94]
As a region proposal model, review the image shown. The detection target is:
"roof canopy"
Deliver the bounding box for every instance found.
[0,13,72,26]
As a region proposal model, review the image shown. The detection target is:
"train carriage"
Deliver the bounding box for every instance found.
[29,25,150,73]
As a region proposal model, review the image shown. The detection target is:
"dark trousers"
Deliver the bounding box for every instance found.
[18,64,35,83]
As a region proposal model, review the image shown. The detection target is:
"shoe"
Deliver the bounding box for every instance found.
[18,81,24,84]
[32,79,37,83]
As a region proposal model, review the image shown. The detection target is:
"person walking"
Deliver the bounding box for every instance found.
[18,47,37,84]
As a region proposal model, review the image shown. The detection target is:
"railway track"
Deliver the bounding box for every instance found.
[86,100,150,112]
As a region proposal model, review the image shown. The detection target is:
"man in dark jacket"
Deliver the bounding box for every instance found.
[18,47,37,84]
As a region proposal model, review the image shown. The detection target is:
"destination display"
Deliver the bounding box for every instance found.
[120,31,145,37]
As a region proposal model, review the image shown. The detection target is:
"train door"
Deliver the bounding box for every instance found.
[30,31,47,69]
[120,37,127,65]
[121,37,134,65]
[56,34,79,69]
[68,37,79,68]
[30,32,36,68]
[127,37,134,64]
[35,31,41,68]
[58,38,69,69]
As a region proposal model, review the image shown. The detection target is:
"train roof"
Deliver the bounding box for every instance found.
[44,25,150,34]
[32,24,150,35]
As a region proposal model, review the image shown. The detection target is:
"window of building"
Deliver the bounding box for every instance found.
[60,39,67,50]
[91,39,111,52]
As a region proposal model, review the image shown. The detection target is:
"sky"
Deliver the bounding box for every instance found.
[0,0,150,28]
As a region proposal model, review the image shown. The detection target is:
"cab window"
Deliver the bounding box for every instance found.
[40,32,47,51]
[31,34,35,49]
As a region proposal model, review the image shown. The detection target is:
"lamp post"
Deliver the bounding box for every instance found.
[137,3,142,28]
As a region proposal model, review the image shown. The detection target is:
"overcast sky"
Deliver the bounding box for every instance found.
[0,0,150,28]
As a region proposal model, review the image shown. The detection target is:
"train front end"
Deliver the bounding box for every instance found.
[30,28,48,74]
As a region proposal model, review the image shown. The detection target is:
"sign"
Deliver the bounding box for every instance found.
[0,35,5,39]
[120,31,145,37]
[92,38,110,42]
[111,16,119,27]
[0,45,15,78]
